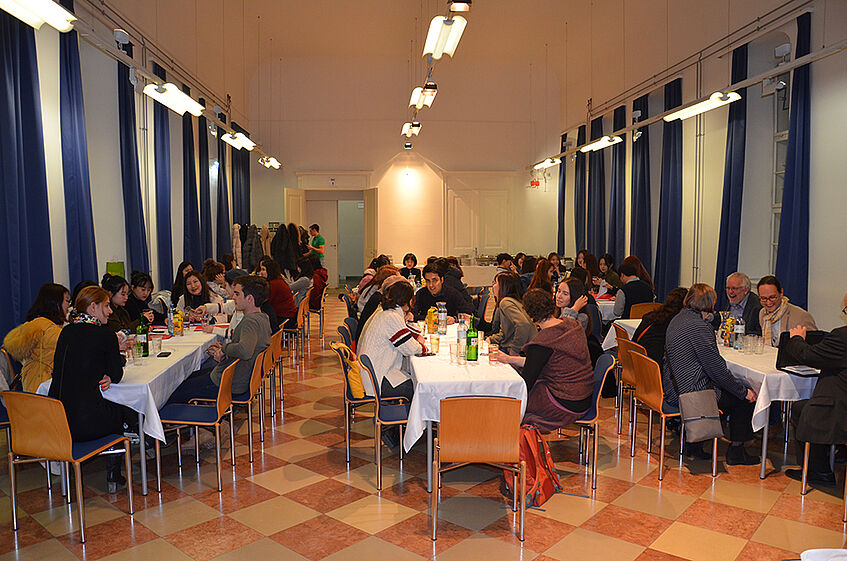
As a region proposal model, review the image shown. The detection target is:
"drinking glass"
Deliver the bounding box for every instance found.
[430,334,440,354]
[150,335,163,356]
[754,335,765,354]
[449,343,457,363]
[488,344,499,363]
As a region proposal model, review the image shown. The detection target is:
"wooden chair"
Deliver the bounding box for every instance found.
[337,324,353,348]
[629,351,718,480]
[3,392,133,543]
[616,337,643,435]
[266,329,284,417]
[574,353,616,489]
[230,349,269,463]
[1,348,21,390]
[284,289,314,367]
[629,302,662,319]
[432,396,525,541]
[155,360,236,492]
[358,354,410,490]
[309,284,330,349]
[343,317,358,349]
[330,341,375,463]
[799,442,847,522]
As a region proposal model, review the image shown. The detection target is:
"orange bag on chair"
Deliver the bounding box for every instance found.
[503,425,561,507]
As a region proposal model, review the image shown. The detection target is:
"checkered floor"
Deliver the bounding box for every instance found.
[1,294,844,560]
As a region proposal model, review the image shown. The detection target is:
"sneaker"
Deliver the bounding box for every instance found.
[725,445,759,466]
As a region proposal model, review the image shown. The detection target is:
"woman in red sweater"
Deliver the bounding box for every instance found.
[308,255,328,310]
[259,257,297,328]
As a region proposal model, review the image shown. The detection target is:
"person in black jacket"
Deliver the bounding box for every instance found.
[49,286,136,492]
[709,272,763,335]
[413,263,474,321]
[125,270,164,325]
[614,261,655,319]
[633,287,688,364]
[441,257,474,310]
[784,293,847,485]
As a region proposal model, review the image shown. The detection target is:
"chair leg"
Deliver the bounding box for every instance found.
[398,425,404,462]
[578,427,585,460]
[9,453,17,531]
[124,441,134,513]
[229,411,236,466]
[45,461,52,490]
[64,463,71,504]
[843,464,847,523]
[345,401,351,463]
[592,425,599,490]
[512,471,518,511]
[194,428,201,465]
[155,439,162,493]
[679,423,685,467]
[176,429,183,467]
[658,417,666,481]
[431,455,438,540]
[214,424,223,492]
[647,410,654,454]
[247,401,254,463]
[784,402,791,444]
[258,390,265,443]
[712,438,718,477]
[269,370,276,417]
[630,403,637,457]
[801,441,810,495]
[519,460,526,542]
[73,462,85,543]
[375,421,382,491]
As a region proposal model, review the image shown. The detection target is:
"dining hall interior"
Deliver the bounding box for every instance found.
[2,0,847,560]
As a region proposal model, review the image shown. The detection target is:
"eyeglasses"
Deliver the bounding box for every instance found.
[842,305,847,315]
[759,295,781,303]
[725,286,744,292]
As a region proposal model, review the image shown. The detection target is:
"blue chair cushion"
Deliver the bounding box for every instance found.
[662,401,680,415]
[377,402,410,424]
[0,402,8,425]
[72,434,125,461]
[231,390,252,403]
[159,403,220,425]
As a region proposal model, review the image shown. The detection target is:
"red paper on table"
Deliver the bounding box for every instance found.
[596,294,615,300]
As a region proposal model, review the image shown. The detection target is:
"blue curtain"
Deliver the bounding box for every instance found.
[556,133,567,256]
[117,43,149,273]
[714,45,749,310]
[231,122,251,225]
[654,78,683,300]
[0,13,54,339]
[198,112,213,260]
[587,117,606,256]
[608,106,626,265]
[182,86,202,266]
[152,63,173,288]
[58,0,97,288]
[630,94,652,268]
[216,116,231,260]
[573,125,587,252]
[775,13,811,308]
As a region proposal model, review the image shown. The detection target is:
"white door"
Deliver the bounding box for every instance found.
[447,189,477,257]
[285,188,305,226]
[479,190,510,255]
[305,200,339,287]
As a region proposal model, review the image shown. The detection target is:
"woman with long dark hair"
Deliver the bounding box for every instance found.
[633,287,688,364]
[102,273,141,333]
[556,277,592,334]
[488,272,537,355]
[621,255,654,291]
[527,258,554,293]
[176,270,223,321]
[125,271,161,324]
[3,283,69,392]
[598,253,622,291]
[170,261,194,305]
[259,256,297,327]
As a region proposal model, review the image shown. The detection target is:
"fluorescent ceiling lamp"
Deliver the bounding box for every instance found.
[401,122,422,137]
[221,133,242,150]
[142,83,204,117]
[222,131,255,151]
[449,0,472,12]
[404,142,413,150]
[409,81,438,110]
[0,0,76,32]
[423,15,467,60]
[259,156,281,169]
[663,91,741,122]
[533,158,561,170]
[580,135,623,153]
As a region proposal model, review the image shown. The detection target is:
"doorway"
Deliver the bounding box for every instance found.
[305,201,339,287]
[337,200,364,286]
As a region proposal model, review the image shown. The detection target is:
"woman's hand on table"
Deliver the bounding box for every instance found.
[745,388,758,403]
[99,376,112,391]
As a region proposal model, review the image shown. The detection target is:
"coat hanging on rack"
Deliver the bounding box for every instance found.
[260,224,272,257]
[231,223,242,268]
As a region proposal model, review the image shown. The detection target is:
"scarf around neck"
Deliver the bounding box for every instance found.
[71,311,101,326]
[762,295,790,346]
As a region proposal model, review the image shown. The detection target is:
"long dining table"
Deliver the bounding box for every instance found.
[404,323,528,492]
[39,328,221,495]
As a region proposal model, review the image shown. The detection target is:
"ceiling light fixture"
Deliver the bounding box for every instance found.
[448,0,472,12]
[423,15,467,61]
[409,81,438,110]
[401,121,422,137]
[404,142,413,150]
[663,91,741,122]
[259,156,281,169]
[222,131,255,151]
[0,0,76,32]
[580,135,623,153]
[533,158,561,170]
[142,82,204,116]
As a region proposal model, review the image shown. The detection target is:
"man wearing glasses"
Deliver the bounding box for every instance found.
[757,275,817,347]
[711,272,763,335]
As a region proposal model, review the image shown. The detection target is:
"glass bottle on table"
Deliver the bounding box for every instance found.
[135,315,149,357]
[466,317,478,362]
[437,302,447,335]
[733,317,745,350]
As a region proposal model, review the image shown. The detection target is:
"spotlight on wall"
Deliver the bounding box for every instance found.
[663,91,741,122]
[0,0,77,31]
[423,15,467,61]
[633,130,643,142]
[401,121,422,137]
[404,142,413,150]
[449,0,472,12]
[113,28,130,45]
[143,82,204,116]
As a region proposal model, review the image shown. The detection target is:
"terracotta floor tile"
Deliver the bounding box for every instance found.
[283,479,370,513]
[192,479,278,514]
[103,481,186,514]
[293,448,367,478]
[376,512,472,558]
[633,549,691,561]
[481,511,575,550]
[269,515,370,560]
[233,451,287,478]
[581,504,672,546]
[164,517,263,561]
[379,476,458,511]
[719,464,793,492]
[677,498,766,539]
[57,516,158,560]
[11,484,97,517]
[733,540,798,561]
[558,473,636,503]
[0,517,55,555]
[769,493,847,533]
[637,468,717,497]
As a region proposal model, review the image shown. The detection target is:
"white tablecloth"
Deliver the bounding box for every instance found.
[38,330,220,442]
[601,319,641,350]
[720,345,817,431]
[403,325,528,452]
[597,299,618,323]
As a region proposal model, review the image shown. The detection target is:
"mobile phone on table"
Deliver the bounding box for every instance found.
[157,351,172,358]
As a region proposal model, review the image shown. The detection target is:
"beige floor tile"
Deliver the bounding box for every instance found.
[427,494,505,531]
[332,463,410,493]
[284,401,336,418]
[98,538,194,561]
[31,496,124,536]
[439,465,501,491]
[229,496,319,535]
[0,539,78,561]
[0,466,59,494]
[276,419,335,438]
[132,496,220,536]
[532,491,607,526]
[321,536,426,561]
[544,528,644,561]
[434,532,537,561]
[350,420,376,437]
[700,479,782,513]
[595,453,658,482]
[302,377,342,388]
[651,522,746,561]
[784,479,846,505]
[0,494,29,524]
[209,537,310,561]
[612,485,696,520]
[247,464,326,495]
[263,438,328,462]
[161,462,240,495]
[326,495,418,534]
[751,515,846,552]
[290,388,338,402]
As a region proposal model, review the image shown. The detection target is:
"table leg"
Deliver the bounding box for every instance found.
[138,412,148,496]
[759,407,769,480]
[426,421,433,493]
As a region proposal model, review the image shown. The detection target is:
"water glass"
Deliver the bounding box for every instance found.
[449,343,458,364]
[488,344,499,363]
[150,335,163,356]
[430,334,440,354]
[754,335,765,354]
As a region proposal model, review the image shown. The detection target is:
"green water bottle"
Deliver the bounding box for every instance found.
[136,316,149,357]
[466,316,478,361]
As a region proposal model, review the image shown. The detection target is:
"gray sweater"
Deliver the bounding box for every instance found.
[210,311,271,395]
[489,297,538,356]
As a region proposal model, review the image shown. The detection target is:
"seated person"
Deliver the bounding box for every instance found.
[488,272,537,356]
[4,283,68,392]
[710,272,763,335]
[413,263,474,321]
[176,270,224,322]
[514,252,527,271]
[358,265,401,314]
[556,277,592,334]
[598,253,623,292]
[289,258,314,308]
[220,253,235,271]
[309,254,328,310]
[784,292,847,485]
[527,258,554,293]
[170,261,194,306]
[102,273,148,332]
[441,257,474,310]
[758,275,817,347]
[356,274,407,345]
[633,287,688,364]
[355,255,391,296]
[519,256,537,294]
[548,252,566,286]
[399,253,422,284]
[496,253,515,275]
[202,259,230,301]
[493,289,593,432]
[125,271,164,324]
[259,257,297,328]
[613,261,656,319]
[663,284,758,464]
[565,268,603,341]
[167,276,271,403]
[200,269,280,334]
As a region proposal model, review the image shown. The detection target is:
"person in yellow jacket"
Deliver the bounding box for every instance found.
[3,283,69,392]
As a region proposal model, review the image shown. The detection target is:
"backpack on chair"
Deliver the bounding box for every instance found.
[503,425,561,508]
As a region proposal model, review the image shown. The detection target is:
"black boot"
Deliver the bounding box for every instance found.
[106,453,126,493]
